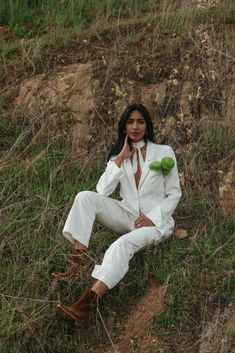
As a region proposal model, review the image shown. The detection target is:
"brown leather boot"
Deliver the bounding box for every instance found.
[52,249,87,281]
[57,288,97,326]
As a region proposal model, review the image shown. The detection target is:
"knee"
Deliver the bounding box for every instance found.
[75,190,96,203]
[109,235,133,254]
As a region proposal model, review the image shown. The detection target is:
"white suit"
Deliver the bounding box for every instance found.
[63,141,182,289]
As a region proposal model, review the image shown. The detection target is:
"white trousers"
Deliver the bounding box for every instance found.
[63,191,165,289]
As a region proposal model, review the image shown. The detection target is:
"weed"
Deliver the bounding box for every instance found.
[197,122,235,164]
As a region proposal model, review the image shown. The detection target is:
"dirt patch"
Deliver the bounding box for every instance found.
[105,280,167,353]
[14,63,94,151]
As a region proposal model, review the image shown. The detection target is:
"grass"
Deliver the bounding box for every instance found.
[0,0,234,70]
[0,139,103,353]
[144,220,235,344]
[0,0,160,36]
[0,111,234,352]
[0,0,235,352]
[0,0,233,39]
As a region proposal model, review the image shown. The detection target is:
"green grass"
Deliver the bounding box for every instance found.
[0,0,234,39]
[1,124,234,351]
[0,0,160,36]
[197,122,235,164]
[0,0,234,88]
[0,136,105,353]
[144,220,234,342]
[0,0,235,351]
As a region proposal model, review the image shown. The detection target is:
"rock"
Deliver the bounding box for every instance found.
[15,63,94,151]
[141,82,166,108]
[112,80,166,122]
[175,229,189,239]
[113,80,137,120]
[196,0,220,9]
[15,75,45,115]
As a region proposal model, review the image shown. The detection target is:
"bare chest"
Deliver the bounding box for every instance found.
[131,147,146,188]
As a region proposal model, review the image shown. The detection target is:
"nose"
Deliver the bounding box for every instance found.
[133,121,138,129]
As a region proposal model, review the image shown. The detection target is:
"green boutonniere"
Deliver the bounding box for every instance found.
[149,157,175,176]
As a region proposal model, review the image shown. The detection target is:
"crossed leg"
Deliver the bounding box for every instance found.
[56,191,164,324]
[53,191,133,283]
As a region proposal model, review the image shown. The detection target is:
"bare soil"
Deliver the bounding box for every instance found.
[104,279,167,353]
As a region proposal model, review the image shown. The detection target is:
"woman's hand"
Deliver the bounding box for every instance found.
[134,212,154,228]
[115,134,135,167]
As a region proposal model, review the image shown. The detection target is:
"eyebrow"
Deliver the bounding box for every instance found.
[127,118,145,121]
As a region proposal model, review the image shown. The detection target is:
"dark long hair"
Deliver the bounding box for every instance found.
[107,103,155,161]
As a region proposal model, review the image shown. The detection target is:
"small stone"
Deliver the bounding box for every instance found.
[175,229,188,239]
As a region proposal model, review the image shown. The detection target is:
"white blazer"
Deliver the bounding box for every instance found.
[96,141,182,236]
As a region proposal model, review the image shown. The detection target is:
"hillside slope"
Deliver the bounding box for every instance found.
[0,1,234,352]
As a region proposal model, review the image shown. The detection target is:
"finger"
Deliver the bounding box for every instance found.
[124,133,129,145]
[135,219,143,226]
[138,215,145,221]
[139,213,146,220]
[135,218,144,227]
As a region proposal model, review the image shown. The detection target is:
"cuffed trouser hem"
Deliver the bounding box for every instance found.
[62,230,89,247]
[91,266,116,290]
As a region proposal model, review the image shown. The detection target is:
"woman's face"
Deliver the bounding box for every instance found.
[125,110,147,143]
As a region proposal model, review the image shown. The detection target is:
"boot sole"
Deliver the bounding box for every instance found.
[57,304,89,327]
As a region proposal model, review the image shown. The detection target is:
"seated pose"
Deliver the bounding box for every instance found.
[54,103,182,326]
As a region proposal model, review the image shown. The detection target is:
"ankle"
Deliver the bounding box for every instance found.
[74,240,88,253]
[74,248,87,254]
[91,281,109,298]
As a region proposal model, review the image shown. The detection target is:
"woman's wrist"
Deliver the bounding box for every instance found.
[115,154,125,167]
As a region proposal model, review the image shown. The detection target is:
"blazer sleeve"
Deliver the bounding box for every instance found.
[96,158,123,196]
[146,147,182,227]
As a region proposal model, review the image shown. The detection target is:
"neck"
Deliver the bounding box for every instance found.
[132,140,145,148]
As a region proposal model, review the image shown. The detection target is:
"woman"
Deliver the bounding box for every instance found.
[54,103,182,325]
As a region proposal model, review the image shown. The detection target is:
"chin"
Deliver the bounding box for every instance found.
[131,136,144,142]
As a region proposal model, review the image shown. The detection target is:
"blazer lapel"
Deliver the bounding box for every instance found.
[138,141,154,190]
